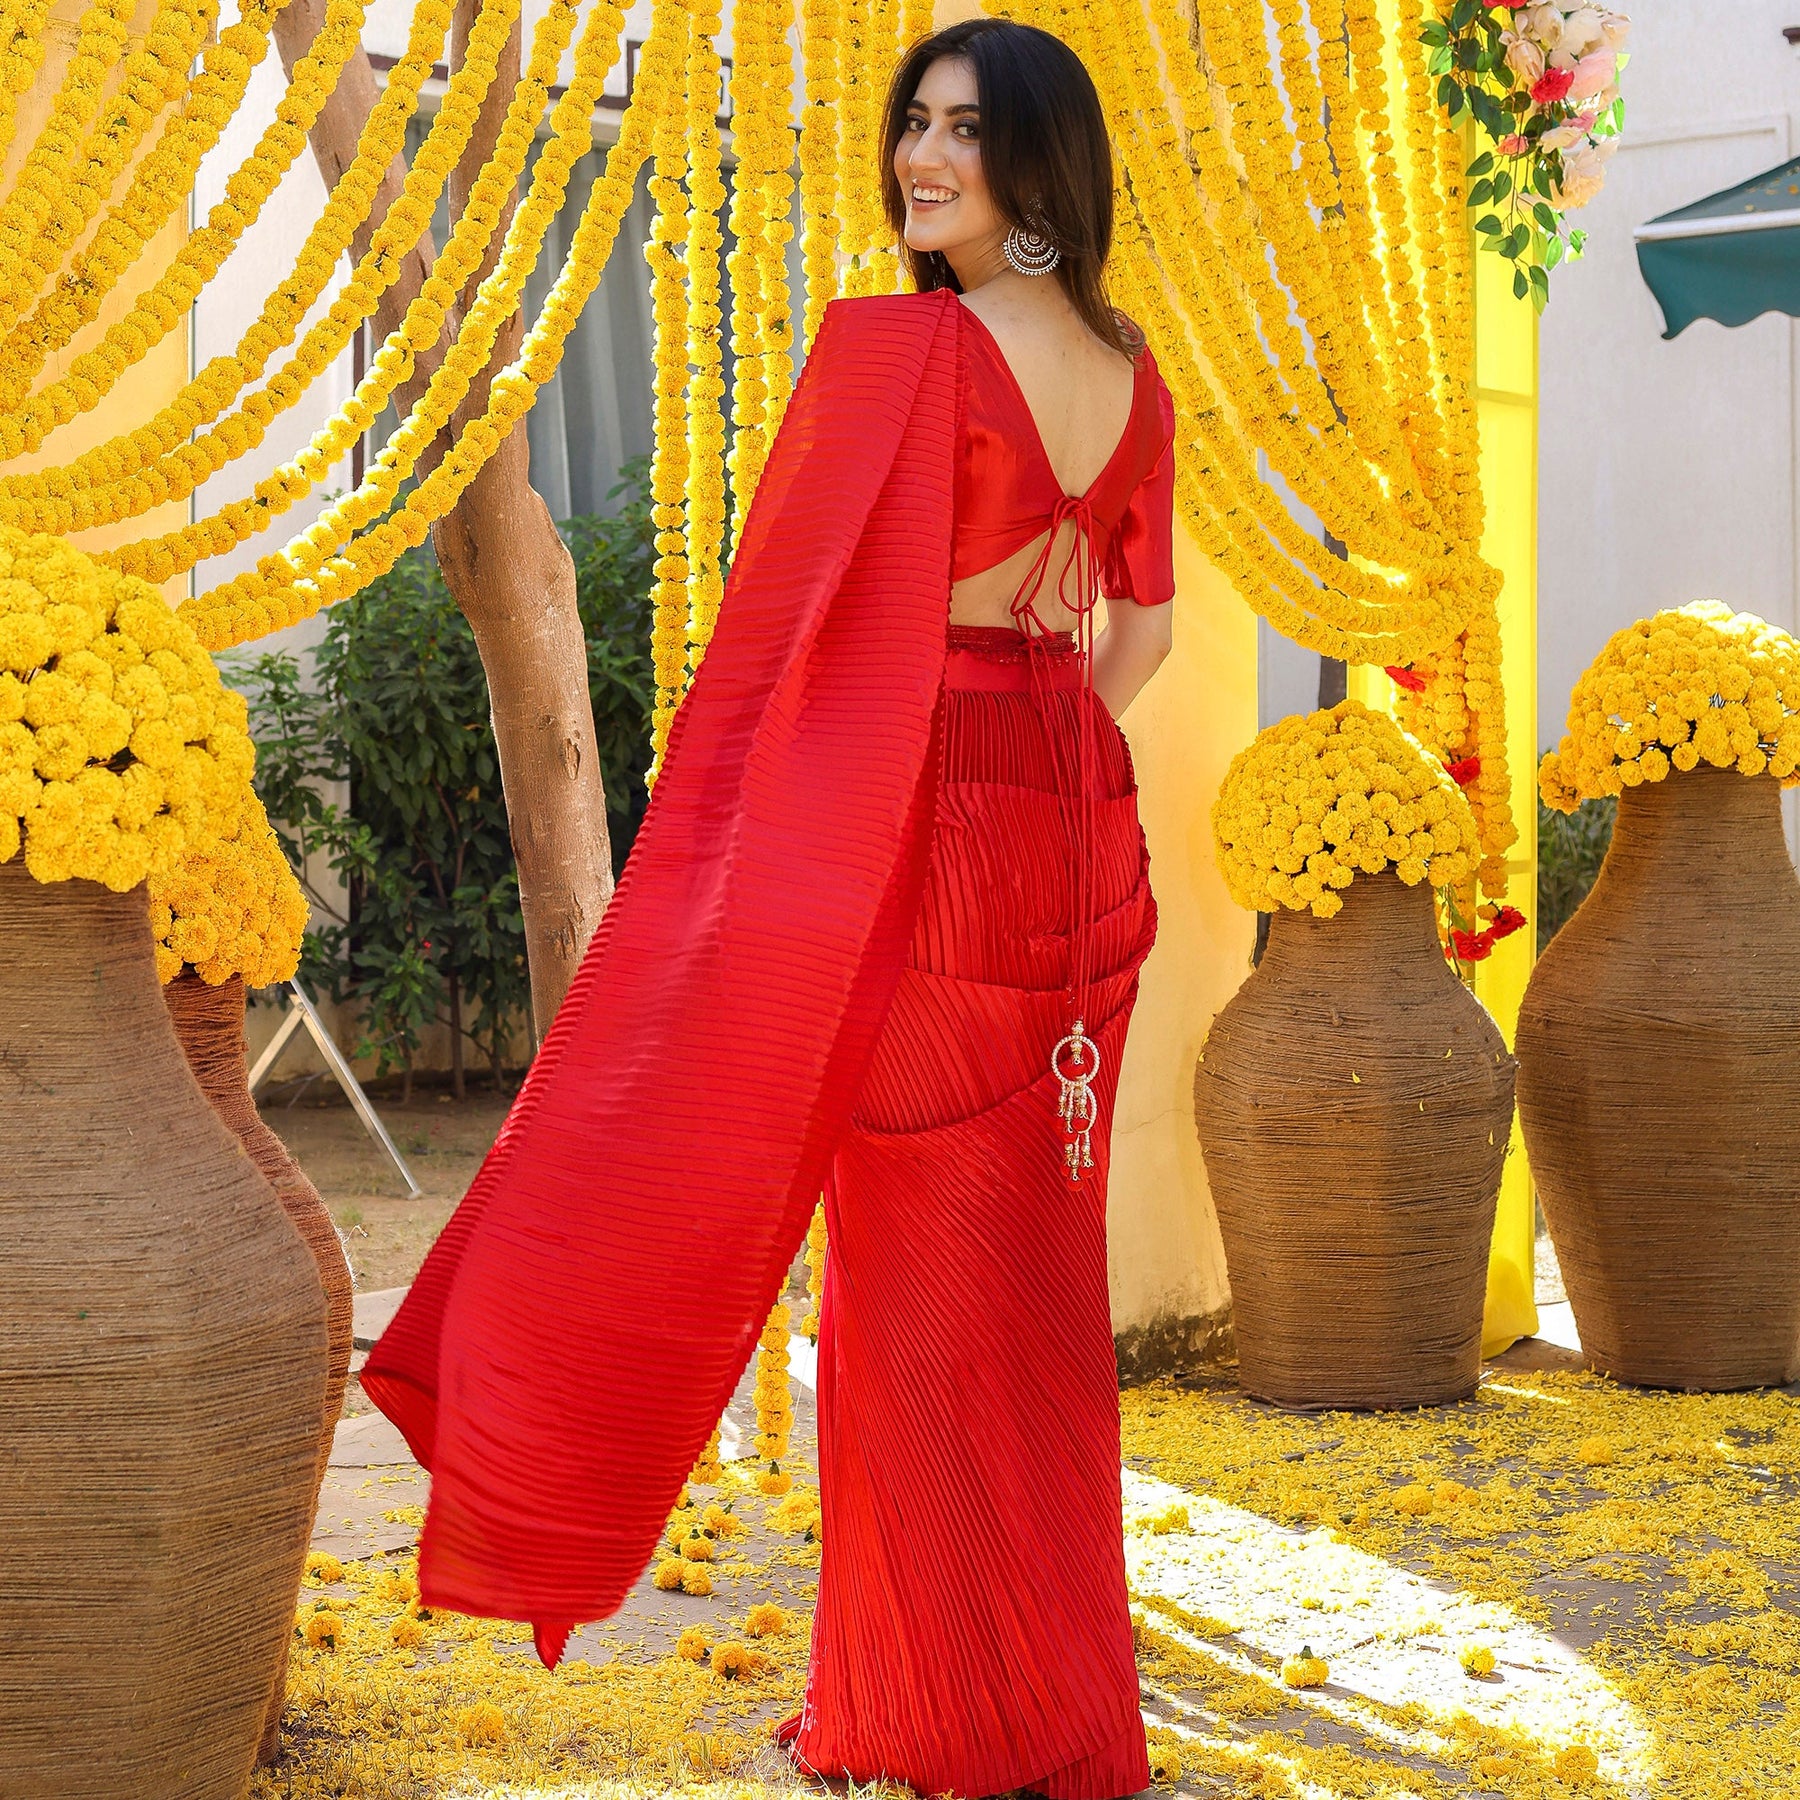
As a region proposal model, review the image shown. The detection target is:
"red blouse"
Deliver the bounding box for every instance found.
[953,303,1177,611]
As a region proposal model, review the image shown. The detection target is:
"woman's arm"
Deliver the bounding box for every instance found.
[1091,595,1172,719]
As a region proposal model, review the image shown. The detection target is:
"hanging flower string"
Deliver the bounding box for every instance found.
[1424,0,1630,310]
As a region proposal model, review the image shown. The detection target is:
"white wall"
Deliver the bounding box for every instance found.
[1538,0,1800,819]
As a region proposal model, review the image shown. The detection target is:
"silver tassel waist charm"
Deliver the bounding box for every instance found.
[1052,1019,1101,1181]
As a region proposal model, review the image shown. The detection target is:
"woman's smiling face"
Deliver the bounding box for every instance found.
[893,57,1006,271]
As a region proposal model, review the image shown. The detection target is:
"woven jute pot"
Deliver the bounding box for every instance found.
[163,973,354,1763]
[0,862,328,1799]
[1518,766,1800,1390]
[1194,872,1517,1409]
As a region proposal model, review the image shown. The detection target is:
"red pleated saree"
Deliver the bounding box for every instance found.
[364,285,1157,1798]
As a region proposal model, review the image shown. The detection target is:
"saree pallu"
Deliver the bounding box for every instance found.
[777,624,1156,1799]
[362,292,963,1648]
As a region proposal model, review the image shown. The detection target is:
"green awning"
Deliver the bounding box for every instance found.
[1636,157,1800,338]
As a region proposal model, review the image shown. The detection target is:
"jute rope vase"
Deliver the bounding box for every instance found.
[0,862,328,1799]
[163,973,354,1763]
[1517,766,1800,1389]
[1194,873,1517,1409]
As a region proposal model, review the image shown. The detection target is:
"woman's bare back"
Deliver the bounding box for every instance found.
[950,291,1139,635]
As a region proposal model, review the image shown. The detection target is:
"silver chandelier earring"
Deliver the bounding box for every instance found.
[1002,217,1062,276]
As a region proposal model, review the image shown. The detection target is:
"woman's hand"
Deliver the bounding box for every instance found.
[1090,596,1172,720]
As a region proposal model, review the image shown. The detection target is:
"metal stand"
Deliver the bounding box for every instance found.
[248,980,422,1199]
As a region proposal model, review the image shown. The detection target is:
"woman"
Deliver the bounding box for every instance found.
[364,19,1174,1800]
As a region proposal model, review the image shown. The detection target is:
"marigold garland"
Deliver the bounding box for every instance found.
[1212,700,1479,919]
[0,0,337,469]
[723,0,797,549]
[690,1425,722,1485]
[753,1298,795,1496]
[0,0,140,340]
[0,0,515,551]
[1009,0,1510,811]
[90,0,547,583]
[797,0,844,350]
[644,0,694,779]
[0,0,212,381]
[801,1199,826,1343]
[1539,603,1800,811]
[680,0,729,669]
[0,0,1537,929]
[173,0,655,651]
[1030,0,1516,879]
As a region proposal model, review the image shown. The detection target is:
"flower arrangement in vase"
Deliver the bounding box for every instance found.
[1522,603,1800,1389]
[1196,702,1517,1408]
[0,525,332,1793]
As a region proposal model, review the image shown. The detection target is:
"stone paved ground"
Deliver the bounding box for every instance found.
[319,1282,820,1717]
[277,1097,1797,1798]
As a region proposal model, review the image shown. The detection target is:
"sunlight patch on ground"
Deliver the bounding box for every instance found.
[1123,1467,1649,1795]
[1120,1370,1799,1800]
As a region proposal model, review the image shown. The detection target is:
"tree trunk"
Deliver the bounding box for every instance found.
[273,0,614,1036]
[448,967,466,1102]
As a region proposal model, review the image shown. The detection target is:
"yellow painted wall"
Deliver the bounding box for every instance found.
[1347,231,1542,1356]
[1107,524,1256,1346]
[0,0,192,599]
[1470,240,1540,1357]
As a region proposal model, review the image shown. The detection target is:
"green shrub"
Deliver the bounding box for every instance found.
[234,462,656,1092]
[1536,794,1614,952]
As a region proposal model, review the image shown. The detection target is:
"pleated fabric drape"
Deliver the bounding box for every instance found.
[362,291,965,1655]
[776,625,1156,1799]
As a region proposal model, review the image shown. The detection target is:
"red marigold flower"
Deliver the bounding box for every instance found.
[1450,928,1494,963]
[1531,68,1575,105]
[1444,755,1482,786]
[1490,906,1527,940]
[1385,665,1428,693]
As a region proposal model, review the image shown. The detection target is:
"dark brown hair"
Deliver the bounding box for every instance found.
[879,19,1135,357]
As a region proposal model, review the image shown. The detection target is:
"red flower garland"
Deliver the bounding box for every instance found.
[1448,904,1526,966]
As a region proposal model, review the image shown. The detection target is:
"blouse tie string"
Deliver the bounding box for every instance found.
[1008,494,1103,1185]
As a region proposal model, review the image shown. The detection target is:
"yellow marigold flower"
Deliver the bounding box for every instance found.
[388,1615,424,1649]
[675,1626,710,1662]
[1555,1743,1600,1782]
[0,529,262,897]
[374,1566,417,1606]
[1392,1484,1435,1517]
[744,1601,787,1638]
[1578,1436,1615,1466]
[1146,1731,1183,1783]
[302,1610,341,1651]
[703,1502,743,1537]
[1281,1646,1329,1689]
[1541,603,1800,809]
[653,1558,685,1592]
[767,1487,821,1539]
[680,1532,715,1563]
[1214,701,1478,919]
[304,1550,344,1584]
[457,1700,507,1747]
[1458,1643,1496,1677]
[680,1563,713,1597]
[709,1640,766,1680]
